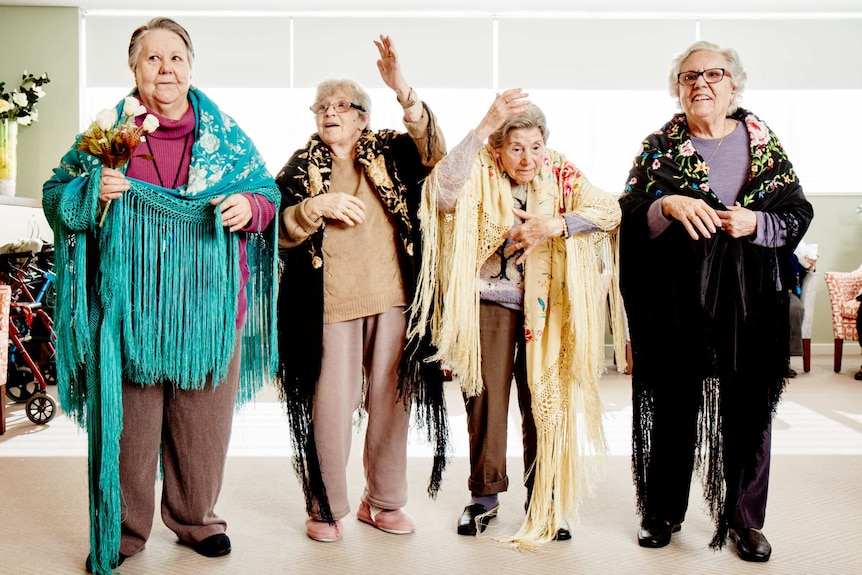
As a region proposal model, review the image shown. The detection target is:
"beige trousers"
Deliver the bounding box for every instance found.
[310,306,410,521]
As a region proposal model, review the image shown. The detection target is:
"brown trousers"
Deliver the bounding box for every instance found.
[118,334,242,555]
[311,306,410,521]
[465,302,537,496]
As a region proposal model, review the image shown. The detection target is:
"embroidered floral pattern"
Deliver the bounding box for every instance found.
[185,107,263,196]
[282,129,420,262]
[624,109,797,209]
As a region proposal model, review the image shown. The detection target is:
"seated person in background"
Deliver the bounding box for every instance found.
[787,239,817,377]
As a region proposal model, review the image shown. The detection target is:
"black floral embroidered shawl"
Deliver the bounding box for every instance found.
[619,108,813,548]
[274,110,447,523]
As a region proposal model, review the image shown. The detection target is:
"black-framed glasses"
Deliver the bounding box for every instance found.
[310,100,366,115]
[677,68,730,86]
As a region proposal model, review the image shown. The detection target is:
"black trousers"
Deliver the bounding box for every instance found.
[644,375,771,530]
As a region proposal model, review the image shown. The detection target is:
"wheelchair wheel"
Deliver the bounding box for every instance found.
[26,393,57,425]
[5,365,37,403]
[43,359,57,386]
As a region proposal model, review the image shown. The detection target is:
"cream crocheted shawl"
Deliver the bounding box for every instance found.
[410,144,625,550]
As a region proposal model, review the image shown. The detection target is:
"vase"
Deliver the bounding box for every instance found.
[0,118,18,197]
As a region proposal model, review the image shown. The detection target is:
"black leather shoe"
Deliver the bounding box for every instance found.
[855,366,862,381]
[729,528,771,562]
[637,519,681,548]
[457,504,498,536]
[188,533,232,558]
[85,552,127,573]
[554,521,572,541]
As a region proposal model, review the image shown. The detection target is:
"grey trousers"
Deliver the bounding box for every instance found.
[118,333,242,556]
[310,306,410,521]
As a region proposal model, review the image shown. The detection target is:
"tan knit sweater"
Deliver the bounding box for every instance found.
[319,157,406,323]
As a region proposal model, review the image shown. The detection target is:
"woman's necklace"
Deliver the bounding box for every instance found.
[699,119,735,167]
[146,132,192,189]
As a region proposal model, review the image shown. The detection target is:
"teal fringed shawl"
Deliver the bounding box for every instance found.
[42,88,279,575]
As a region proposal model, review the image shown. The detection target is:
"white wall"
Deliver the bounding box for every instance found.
[82,12,862,196]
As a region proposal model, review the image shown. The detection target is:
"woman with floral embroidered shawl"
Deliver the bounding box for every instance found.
[410,92,625,550]
[619,41,813,563]
[42,18,279,575]
[275,35,447,543]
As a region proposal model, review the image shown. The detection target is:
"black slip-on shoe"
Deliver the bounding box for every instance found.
[637,519,681,548]
[457,503,498,536]
[729,528,772,562]
[187,533,232,558]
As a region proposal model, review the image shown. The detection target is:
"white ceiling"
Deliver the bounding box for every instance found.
[4,0,862,14]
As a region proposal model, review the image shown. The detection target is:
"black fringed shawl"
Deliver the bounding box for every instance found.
[619,108,813,548]
[275,107,448,523]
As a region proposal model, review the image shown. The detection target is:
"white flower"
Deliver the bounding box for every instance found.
[199,131,220,154]
[1,71,49,126]
[122,96,140,117]
[95,108,118,131]
[142,114,159,133]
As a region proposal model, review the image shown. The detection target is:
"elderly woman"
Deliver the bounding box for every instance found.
[42,18,279,574]
[411,92,624,549]
[619,41,813,562]
[275,35,447,543]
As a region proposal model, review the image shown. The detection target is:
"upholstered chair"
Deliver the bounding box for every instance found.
[823,264,862,373]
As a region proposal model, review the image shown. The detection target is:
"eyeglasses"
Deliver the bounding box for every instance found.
[310,100,366,115]
[677,68,731,86]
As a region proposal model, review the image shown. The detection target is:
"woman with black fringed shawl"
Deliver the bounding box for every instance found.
[274,35,448,543]
[619,41,813,563]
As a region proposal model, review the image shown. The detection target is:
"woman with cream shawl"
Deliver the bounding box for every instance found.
[410,90,624,549]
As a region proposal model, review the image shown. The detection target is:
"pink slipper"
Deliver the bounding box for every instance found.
[305,518,343,542]
[357,501,415,535]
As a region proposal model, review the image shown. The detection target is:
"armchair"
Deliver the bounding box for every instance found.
[798,271,818,372]
[823,264,862,373]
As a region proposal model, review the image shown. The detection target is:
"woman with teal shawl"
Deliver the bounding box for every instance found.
[42,18,279,575]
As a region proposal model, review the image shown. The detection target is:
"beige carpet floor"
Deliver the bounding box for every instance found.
[1,352,861,574]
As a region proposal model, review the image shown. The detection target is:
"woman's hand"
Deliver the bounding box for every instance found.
[475,89,531,142]
[99,167,129,205]
[661,195,722,240]
[374,35,409,99]
[503,208,564,265]
[309,192,366,226]
[717,203,757,238]
[211,194,252,233]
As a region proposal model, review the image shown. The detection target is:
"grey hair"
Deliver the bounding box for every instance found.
[315,79,372,122]
[667,40,747,115]
[128,17,195,75]
[488,104,550,149]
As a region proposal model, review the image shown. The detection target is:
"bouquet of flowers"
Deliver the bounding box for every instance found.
[77,96,159,226]
[0,71,50,126]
